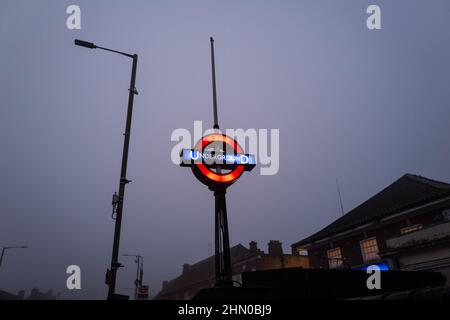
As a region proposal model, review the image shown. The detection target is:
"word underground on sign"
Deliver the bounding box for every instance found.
[181,149,256,168]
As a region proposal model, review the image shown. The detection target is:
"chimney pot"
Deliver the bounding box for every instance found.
[268,240,283,256]
[249,241,258,253]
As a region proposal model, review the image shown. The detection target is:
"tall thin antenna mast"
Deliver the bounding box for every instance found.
[336,178,345,216]
[210,37,219,130]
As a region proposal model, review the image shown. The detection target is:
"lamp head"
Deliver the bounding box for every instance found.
[74,39,97,49]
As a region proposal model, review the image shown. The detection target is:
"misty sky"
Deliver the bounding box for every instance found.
[1,0,450,299]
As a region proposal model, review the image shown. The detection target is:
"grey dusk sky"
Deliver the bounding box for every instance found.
[1,0,450,299]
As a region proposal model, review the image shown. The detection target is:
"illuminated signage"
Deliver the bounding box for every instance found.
[355,262,390,271]
[180,133,256,188]
[181,150,255,167]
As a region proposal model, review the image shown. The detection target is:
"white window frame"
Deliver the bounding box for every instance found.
[327,247,343,269]
[360,237,380,263]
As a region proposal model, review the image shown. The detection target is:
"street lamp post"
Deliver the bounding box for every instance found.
[123,254,143,300]
[74,39,139,300]
[0,246,28,268]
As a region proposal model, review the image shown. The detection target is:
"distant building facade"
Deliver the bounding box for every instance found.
[0,290,23,300]
[155,240,309,300]
[0,288,56,300]
[291,174,450,283]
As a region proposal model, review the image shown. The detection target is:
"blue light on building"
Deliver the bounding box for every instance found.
[355,262,390,271]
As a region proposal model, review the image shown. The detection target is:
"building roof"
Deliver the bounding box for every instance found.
[292,174,450,248]
[0,290,20,300]
[155,244,252,299]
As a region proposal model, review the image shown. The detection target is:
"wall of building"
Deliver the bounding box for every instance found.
[397,246,450,270]
[258,255,309,270]
[295,207,449,269]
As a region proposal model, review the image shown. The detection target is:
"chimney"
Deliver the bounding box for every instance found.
[268,240,283,256]
[249,241,259,253]
[162,280,169,289]
[182,263,190,274]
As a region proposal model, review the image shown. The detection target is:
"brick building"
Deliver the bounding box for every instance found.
[155,240,309,300]
[291,174,450,282]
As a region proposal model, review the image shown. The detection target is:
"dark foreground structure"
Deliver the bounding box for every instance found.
[194,267,448,300]
[155,241,309,300]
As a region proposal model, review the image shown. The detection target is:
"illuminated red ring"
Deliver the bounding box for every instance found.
[194,134,245,184]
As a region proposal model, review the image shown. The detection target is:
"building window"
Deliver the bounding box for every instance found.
[297,249,308,256]
[360,237,379,262]
[327,247,343,269]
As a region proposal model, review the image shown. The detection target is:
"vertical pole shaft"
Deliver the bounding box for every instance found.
[214,188,232,287]
[139,257,144,299]
[220,192,232,283]
[336,178,344,216]
[107,54,138,300]
[210,37,219,130]
[135,257,140,300]
[0,248,6,268]
[139,257,144,286]
[214,193,221,284]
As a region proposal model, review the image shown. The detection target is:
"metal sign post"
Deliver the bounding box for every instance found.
[180,38,255,287]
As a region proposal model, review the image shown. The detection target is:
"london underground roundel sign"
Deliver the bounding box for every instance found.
[180,133,255,189]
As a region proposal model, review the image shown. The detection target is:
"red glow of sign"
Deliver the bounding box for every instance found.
[194,134,245,184]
